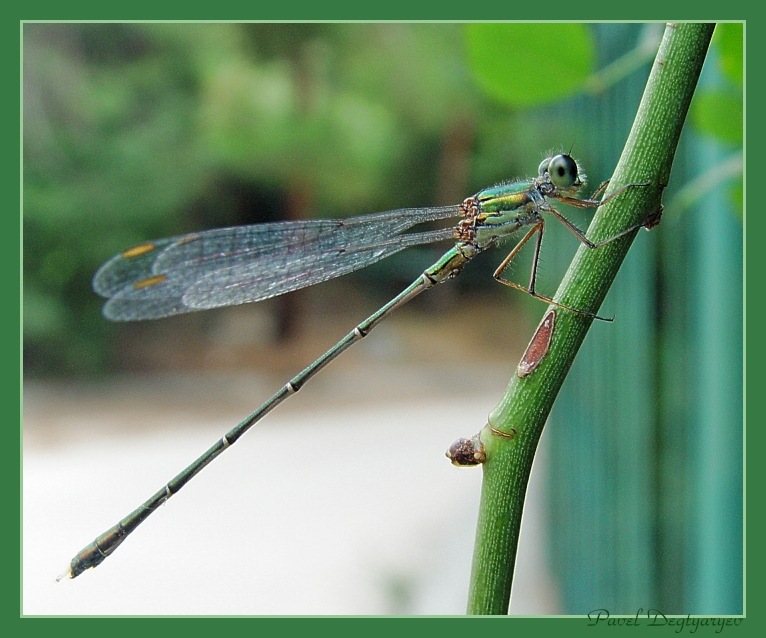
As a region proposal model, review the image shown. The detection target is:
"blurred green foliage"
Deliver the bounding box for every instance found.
[465,23,595,106]
[22,22,598,374]
[691,23,743,145]
[23,23,742,376]
[689,23,743,216]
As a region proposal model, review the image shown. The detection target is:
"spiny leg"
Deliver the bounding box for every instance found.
[550,179,658,249]
[589,178,610,200]
[545,203,651,250]
[492,222,543,291]
[560,180,648,209]
[492,221,613,320]
[495,179,658,319]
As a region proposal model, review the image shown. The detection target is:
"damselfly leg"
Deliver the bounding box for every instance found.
[493,180,655,320]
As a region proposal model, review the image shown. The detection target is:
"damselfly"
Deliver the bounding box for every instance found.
[61,153,653,579]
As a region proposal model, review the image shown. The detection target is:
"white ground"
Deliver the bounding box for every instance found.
[24,359,560,616]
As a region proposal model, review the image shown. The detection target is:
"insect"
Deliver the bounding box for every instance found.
[61,153,652,579]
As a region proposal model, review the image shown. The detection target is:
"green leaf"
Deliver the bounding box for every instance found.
[464,23,594,107]
[691,89,742,144]
[715,22,743,87]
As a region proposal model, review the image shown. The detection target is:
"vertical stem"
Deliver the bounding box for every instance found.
[466,22,716,615]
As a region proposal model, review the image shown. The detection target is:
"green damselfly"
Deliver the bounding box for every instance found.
[61,154,654,579]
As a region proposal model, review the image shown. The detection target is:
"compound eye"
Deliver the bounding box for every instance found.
[547,154,579,188]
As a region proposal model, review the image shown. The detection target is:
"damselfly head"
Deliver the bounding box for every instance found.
[538,154,585,191]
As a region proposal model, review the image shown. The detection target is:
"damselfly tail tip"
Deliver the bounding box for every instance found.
[55,566,73,582]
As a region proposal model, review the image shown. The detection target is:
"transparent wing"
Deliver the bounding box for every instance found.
[94,206,460,321]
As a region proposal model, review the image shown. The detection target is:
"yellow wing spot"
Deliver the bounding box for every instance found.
[133,274,168,289]
[122,242,157,259]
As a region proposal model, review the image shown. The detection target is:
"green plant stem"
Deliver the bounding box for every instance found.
[465,22,716,615]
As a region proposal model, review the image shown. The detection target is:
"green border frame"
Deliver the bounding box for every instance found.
[12,3,753,634]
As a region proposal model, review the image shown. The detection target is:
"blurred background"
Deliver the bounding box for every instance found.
[22,22,743,615]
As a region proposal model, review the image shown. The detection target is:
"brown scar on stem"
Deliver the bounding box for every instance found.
[517,309,556,378]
